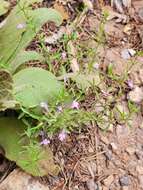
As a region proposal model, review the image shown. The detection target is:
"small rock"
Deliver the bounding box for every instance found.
[138,8,143,22]
[110,142,118,152]
[128,86,143,103]
[0,169,50,190]
[86,179,98,190]
[116,125,129,142]
[128,49,136,56]
[122,187,129,190]
[121,49,136,59]
[103,175,114,187]
[136,166,143,175]
[119,176,130,186]
[138,175,143,187]
[121,49,131,59]
[125,147,135,155]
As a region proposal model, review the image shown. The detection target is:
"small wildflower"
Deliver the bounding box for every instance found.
[127,80,134,89]
[58,130,67,141]
[16,23,26,29]
[40,138,50,145]
[61,52,67,60]
[71,100,80,109]
[93,63,99,70]
[40,102,49,113]
[57,106,63,112]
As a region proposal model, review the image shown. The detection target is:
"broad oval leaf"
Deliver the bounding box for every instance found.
[0,5,62,66]
[0,0,10,16]
[0,70,18,111]
[13,67,64,108]
[8,50,44,74]
[0,117,59,176]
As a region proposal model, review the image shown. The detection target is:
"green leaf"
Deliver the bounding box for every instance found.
[72,72,101,90]
[0,4,62,66]
[13,67,64,108]
[18,0,43,7]
[0,0,10,16]
[0,117,59,176]
[9,51,44,73]
[0,70,18,111]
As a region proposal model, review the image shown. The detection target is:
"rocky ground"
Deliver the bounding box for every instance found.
[0,0,143,190]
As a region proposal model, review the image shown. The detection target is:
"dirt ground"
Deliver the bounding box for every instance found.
[0,0,143,190]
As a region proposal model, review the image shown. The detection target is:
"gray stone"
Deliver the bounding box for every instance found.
[0,169,50,190]
[103,175,114,187]
[86,179,98,190]
[119,176,130,186]
[138,175,143,187]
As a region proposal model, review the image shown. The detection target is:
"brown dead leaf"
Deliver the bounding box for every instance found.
[54,2,69,20]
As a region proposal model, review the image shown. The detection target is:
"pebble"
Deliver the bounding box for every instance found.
[110,142,118,152]
[138,175,143,187]
[125,147,135,155]
[136,166,143,175]
[122,187,129,190]
[86,179,98,190]
[119,176,130,186]
[127,86,143,103]
[121,49,136,59]
[103,175,114,187]
[138,8,143,21]
[116,125,129,141]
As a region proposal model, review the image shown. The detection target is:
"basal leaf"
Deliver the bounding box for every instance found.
[72,72,101,90]
[0,117,59,176]
[9,51,44,73]
[18,0,43,7]
[0,0,10,16]
[0,70,17,111]
[0,3,62,66]
[13,67,64,108]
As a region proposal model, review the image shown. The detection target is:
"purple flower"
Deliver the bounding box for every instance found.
[71,100,80,109]
[16,23,26,29]
[40,138,50,145]
[93,63,99,70]
[127,80,134,89]
[61,52,67,60]
[57,106,63,112]
[58,130,67,141]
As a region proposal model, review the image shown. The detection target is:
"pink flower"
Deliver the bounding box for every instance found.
[40,138,50,145]
[57,106,63,112]
[127,80,134,89]
[58,130,67,141]
[16,23,26,29]
[61,52,67,59]
[71,100,79,109]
